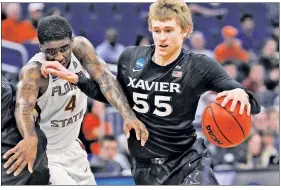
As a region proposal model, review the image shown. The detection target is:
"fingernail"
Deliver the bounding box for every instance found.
[4,164,7,168]
[14,173,18,176]
[6,171,10,174]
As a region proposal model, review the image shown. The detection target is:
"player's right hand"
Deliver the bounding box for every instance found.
[41,61,79,84]
[123,117,149,146]
[2,136,38,176]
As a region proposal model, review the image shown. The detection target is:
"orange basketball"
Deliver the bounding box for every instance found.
[201,97,252,148]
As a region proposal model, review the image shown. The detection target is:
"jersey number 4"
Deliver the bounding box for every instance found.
[65,95,76,112]
[132,92,172,117]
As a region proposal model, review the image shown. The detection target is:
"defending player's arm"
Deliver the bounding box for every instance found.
[71,37,134,118]
[199,55,261,115]
[3,63,41,176]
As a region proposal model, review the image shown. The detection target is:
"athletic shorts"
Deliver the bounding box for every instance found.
[131,138,219,185]
[47,139,96,185]
[1,127,50,185]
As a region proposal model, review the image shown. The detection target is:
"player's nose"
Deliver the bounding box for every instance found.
[160,32,167,41]
[55,52,64,62]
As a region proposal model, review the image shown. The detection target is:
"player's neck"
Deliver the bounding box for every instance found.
[153,47,182,66]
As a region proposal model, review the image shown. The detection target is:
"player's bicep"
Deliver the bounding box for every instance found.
[72,36,112,79]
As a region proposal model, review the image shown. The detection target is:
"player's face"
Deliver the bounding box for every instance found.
[40,37,73,68]
[151,19,188,58]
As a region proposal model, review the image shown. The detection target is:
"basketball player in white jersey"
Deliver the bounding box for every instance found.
[3,16,148,185]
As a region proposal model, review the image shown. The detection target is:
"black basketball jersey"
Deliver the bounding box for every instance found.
[1,75,22,153]
[76,45,261,159]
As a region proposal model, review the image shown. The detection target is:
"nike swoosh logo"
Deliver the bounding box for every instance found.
[132,69,141,72]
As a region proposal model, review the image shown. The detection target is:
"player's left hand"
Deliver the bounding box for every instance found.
[41,61,78,84]
[216,88,251,116]
[2,137,38,176]
[123,117,149,146]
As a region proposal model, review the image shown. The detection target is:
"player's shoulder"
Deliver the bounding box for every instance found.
[189,51,215,65]
[21,61,41,73]
[187,51,218,70]
[118,45,153,66]
[122,45,153,56]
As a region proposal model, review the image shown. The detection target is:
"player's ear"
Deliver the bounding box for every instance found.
[182,26,190,39]
[39,43,43,52]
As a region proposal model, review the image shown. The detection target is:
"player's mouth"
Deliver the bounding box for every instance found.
[159,45,168,51]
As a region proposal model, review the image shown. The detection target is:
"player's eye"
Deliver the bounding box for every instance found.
[60,46,68,52]
[154,30,160,34]
[47,50,56,55]
[166,29,172,33]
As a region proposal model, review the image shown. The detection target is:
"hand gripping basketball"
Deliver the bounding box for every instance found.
[201,95,252,148]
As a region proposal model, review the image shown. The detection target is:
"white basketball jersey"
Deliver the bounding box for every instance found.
[27,52,89,150]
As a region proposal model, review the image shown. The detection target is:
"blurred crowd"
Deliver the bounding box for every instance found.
[1,2,279,177]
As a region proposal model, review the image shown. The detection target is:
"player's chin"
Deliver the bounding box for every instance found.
[158,50,169,57]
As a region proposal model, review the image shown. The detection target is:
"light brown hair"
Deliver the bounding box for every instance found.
[148,0,194,38]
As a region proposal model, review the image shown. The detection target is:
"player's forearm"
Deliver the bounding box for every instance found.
[75,73,108,104]
[94,70,136,119]
[211,78,261,114]
[15,83,38,138]
[15,100,37,138]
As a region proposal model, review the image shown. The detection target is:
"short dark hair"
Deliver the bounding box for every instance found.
[37,15,72,44]
[240,13,253,23]
[100,135,117,146]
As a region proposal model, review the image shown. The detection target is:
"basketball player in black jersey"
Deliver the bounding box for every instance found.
[1,76,50,185]
[42,0,261,185]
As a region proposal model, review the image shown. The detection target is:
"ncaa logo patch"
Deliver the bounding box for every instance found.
[134,58,145,71]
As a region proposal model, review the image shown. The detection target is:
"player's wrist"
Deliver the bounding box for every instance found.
[23,133,38,142]
[70,74,79,84]
[122,110,137,120]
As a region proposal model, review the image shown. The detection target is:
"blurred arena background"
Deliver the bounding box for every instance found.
[1,2,280,185]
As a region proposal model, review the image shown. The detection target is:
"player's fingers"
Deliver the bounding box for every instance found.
[230,98,238,112]
[216,91,228,99]
[246,102,251,116]
[6,156,24,174]
[41,66,48,78]
[138,122,149,146]
[28,158,35,173]
[123,124,131,139]
[43,61,62,70]
[14,160,28,176]
[3,147,16,159]
[45,68,65,78]
[221,95,231,107]
[3,152,19,169]
[239,102,246,115]
[133,124,141,141]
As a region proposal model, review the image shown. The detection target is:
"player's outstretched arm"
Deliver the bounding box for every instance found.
[3,63,41,176]
[72,36,149,146]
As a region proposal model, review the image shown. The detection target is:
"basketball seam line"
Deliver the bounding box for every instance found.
[213,103,245,138]
[208,106,234,145]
